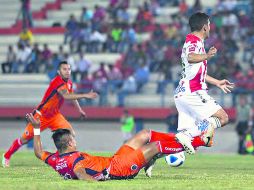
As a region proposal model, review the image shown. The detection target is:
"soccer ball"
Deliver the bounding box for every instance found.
[165,151,185,167]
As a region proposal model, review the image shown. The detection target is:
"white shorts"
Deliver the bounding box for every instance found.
[174,90,222,131]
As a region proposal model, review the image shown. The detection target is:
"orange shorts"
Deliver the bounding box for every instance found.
[109,145,146,179]
[22,112,73,140]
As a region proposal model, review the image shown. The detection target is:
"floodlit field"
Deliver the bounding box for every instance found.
[0,151,253,190]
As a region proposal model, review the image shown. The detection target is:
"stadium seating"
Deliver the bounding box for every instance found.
[0,0,240,109]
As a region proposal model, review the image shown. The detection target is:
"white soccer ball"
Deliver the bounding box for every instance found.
[165,151,185,167]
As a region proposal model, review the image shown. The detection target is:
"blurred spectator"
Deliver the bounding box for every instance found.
[69,24,83,53]
[107,64,123,93]
[110,24,123,52]
[133,44,148,70]
[135,5,153,32]
[89,29,107,53]
[16,0,33,28]
[24,43,41,73]
[179,0,188,15]
[64,15,78,44]
[149,0,160,16]
[116,7,129,23]
[47,53,60,80]
[41,44,52,73]
[19,27,33,46]
[80,7,93,24]
[77,23,92,53]
[76,53,91,81]
[117,75,137,107]
[120,109,135,143]
[220,0,237,12]
[92,5,106,30]
[235,95,253,154]
[95,62,108,79]
[93,71,108,106]
[78,71,94,106]
[192,0,202,13]
[64,53,77,82]
[13,43,31,73]
[134,63,150,92]
[119,24,137,52]
[57,45,65,60]
[1,45,16,74]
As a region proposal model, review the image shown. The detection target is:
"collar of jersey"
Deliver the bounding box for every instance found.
[59,151,78,157]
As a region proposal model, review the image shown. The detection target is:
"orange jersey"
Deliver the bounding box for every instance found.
[41,146,146,181]
[41,151,111,180]
[36,75,73,117]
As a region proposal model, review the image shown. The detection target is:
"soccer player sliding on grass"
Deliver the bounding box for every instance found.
[2,61,98,167]
[27,113,214,181]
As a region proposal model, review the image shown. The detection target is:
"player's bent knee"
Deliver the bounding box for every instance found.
[223,113,229,125]
[219,112,229,126]
[140,129,150,138]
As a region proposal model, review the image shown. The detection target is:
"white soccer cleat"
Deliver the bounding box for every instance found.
[144,160,156,178]
[2,154,10,168]
[175,132,195,155]
[144,164,154,178]
[201,124,215,147]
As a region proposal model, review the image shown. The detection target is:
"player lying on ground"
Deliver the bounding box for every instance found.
[27,113,214,181]
[2,61,98,167]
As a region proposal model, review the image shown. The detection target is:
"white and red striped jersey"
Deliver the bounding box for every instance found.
[175,33,208,95]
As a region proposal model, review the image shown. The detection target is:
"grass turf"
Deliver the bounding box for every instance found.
[0,151,254,190]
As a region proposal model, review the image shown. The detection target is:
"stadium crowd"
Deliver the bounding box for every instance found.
[1,0,254,106]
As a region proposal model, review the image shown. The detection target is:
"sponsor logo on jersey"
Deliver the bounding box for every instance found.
[189,46,196,52]
[164,147,183,152]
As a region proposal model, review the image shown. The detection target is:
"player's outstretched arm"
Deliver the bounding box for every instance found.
[74,167,97,181]
[25,113,43,160]
[206,75,234,93]
[58,89,98,101]
[188,46,217,63]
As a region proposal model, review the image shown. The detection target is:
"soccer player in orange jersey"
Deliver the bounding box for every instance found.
[2,61,98,167]
[27,113,213,180]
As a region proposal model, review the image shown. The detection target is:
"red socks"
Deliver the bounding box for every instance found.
[155,136,206,154]
[192,136,206,148]
[150,130,206,148]
[149,130,175,143]
[4,138,23,159]
[156,141,184,154]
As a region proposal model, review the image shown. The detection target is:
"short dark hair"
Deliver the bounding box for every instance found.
[189,12,209,32]
[52,129,72,152]
[58,61,68,69]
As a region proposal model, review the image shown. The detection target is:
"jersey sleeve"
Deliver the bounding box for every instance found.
[73,153,87,172]
[57,83,67,93]
[186,42,200,55]
[41,151,53,162]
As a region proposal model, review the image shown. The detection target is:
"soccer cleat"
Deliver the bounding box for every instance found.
[2,154,10,168]
[175,132,195,155]
[201,124,215,147]
[144,158,156,178]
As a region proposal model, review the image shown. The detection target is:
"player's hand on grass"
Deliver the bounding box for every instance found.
[207,46,217,59]
[85,90,98,99]
[216,79,235,93]
[26,113,40,128]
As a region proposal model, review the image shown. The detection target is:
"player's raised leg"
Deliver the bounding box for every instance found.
[2,123,34,167]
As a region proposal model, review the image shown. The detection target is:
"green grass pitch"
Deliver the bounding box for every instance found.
[0,151,254,190]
